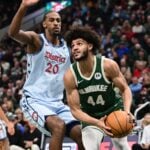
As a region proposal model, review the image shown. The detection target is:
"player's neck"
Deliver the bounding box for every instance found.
[45,33,60,46]
[78,55,95,78]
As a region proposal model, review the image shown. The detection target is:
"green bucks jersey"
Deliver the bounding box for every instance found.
[71,56,123,126]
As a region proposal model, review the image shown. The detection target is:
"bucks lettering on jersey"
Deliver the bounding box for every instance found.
[71,56,123,119]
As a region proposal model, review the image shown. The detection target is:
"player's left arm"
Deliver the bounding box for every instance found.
[104,58,132,113]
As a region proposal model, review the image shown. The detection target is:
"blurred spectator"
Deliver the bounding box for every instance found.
[142,72,150,87]
[112,28,122,45]
[119,58,132,83]
[110,5,128,20]
[72,17,83,27]
[4,99,15,113]
[23,121,41,150]
[1,74,9,89]
[134,49,148,63]
[0,60,10,74]
[7,112,25,150]
[128,0,136,8]
[115,41,131,60]
[129,76,143,96]
[132,20,145,34]
[0,44,6,61]
[14,80,24,105]
[133,61,147,80]
[144,2,150,17]
[120,66,132,84]
[1,102,8,112]
[132,113,150,150]
[14,108,26,127]
[134,86,150,111]
[121,20,135,41]
[7,113,41,150]
[110,18,121,36]
[129,43,142,64]
[142,35,150,57]
[20,59,27,75]
[144,15,150,35]
[10,58,22,81]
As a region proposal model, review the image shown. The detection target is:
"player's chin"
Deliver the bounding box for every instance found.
[53,31,60,36]
[73,56,82,61]
[73,53,83,60]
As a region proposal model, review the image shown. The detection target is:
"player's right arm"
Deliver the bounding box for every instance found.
[8,0,41,53]
[64,69,113,136]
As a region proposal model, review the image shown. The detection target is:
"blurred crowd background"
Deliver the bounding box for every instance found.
[0,0,150,149]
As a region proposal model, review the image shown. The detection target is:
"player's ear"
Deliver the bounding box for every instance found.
[88,43,93,51]
[42,21,46,28]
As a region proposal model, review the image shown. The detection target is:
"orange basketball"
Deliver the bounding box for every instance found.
[105,110,133,138]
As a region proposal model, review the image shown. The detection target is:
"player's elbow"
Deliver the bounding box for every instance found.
[8,27,18,38]
[71,108,80,120]
[8,30,15,38]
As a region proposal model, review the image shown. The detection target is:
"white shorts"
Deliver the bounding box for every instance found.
[20,95,78,136]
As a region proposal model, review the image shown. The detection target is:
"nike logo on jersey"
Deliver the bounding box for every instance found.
[77,80,84,84]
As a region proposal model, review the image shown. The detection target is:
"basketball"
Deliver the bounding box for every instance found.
[105,110,133,138]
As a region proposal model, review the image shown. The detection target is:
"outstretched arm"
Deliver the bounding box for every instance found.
[64,69,113,136]
[8,0,41,52]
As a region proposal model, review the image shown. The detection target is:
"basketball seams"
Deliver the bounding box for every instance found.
[125,112,128,134]
[113,111,125,136]
[105,119,121,136]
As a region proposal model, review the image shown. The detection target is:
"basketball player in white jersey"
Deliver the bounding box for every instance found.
[8,0,85,150]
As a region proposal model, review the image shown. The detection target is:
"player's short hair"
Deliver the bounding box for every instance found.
[43,11,61,22]
[65,26,101,53]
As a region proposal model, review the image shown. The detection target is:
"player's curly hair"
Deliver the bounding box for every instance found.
[64,26,101,54]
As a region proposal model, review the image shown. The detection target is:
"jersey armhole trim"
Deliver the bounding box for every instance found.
[70,65,78,87]
[38,35,44,53]
[101,57,111,84]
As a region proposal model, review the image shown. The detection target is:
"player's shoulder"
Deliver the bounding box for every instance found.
[103,57,118,69]
[103,57,120,77]
[64,67,76,87]
[64,67,72,79]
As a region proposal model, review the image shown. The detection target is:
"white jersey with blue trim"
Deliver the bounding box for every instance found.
[23,33,70,102]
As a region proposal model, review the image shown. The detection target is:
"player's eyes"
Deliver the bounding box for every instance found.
[77,42,83,46]
[48,18,54,22]
[48,18,61,23]
[71,41,83,48]
[71,44,74,48]
[56,19,61,22]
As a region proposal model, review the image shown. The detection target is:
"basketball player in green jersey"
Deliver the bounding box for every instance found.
[64,27,134,150]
